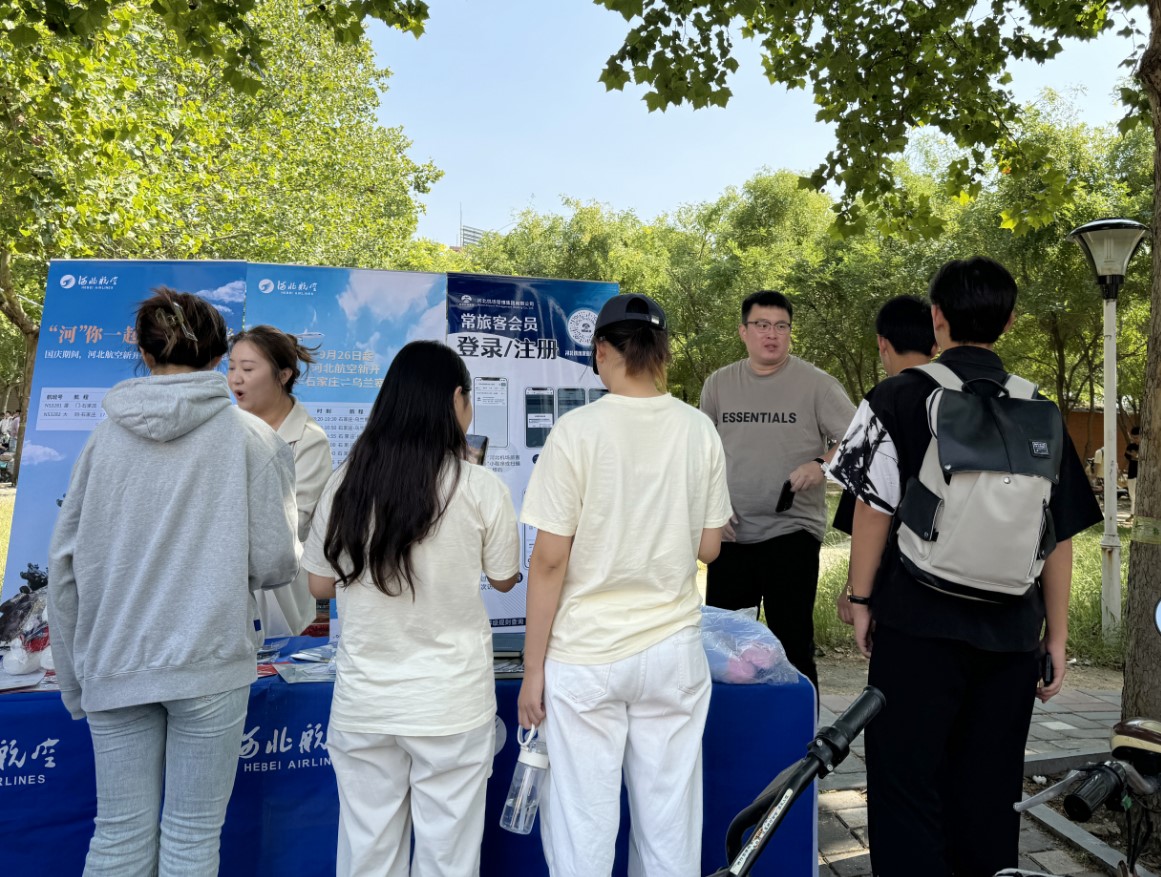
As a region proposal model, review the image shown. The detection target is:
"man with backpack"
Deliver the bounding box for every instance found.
[827,258,1100,877]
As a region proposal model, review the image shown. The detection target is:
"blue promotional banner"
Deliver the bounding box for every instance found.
[447,273,618,628]
[3,260,248,600]
[243,264,447,464]
[1,263,618,628]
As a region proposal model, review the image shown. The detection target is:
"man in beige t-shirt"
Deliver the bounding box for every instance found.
[700,289,855,689]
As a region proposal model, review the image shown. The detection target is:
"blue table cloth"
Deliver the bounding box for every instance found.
[0,637,816,875]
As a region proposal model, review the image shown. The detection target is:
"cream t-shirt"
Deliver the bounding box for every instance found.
[303,459,519,736]
[521,393,732,665]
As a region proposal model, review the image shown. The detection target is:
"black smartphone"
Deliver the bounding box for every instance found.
[1040,651,1054,686]
[466,433,489,465]
[776,480,795,513]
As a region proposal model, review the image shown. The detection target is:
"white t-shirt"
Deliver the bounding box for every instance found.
[521,393,732,665]
[303,458,519,736]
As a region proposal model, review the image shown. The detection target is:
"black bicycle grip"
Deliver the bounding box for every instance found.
[830,686,886,743]
[1064,763,1123,822]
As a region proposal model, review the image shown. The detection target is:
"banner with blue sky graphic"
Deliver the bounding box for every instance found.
[243,264,446,465]
[3,264,617,629]
[4,260,248,599]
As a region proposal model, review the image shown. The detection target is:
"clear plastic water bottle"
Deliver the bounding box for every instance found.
[328,598,341,644]
[499,725,549,835]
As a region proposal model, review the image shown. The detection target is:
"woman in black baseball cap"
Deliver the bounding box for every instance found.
[517,293,733,876]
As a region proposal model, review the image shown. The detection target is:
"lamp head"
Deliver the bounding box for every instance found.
[1067,219,1148,299]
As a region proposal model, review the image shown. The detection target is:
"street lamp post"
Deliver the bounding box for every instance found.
[1067,218,1148,637]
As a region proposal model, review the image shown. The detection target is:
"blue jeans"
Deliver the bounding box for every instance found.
[83,685,250,877]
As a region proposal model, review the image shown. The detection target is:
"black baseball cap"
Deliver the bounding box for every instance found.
[592,294,667,374]
[595,293,667,333]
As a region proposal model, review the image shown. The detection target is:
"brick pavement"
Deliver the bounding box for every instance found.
[816,688,1124,793]
[818,790,1105,876]
[812,687,1127,875]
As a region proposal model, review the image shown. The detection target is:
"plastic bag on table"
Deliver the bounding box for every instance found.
[699,605,800,686]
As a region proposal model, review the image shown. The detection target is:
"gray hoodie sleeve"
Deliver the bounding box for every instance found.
[249,442,301,592]
[47,448,90,720]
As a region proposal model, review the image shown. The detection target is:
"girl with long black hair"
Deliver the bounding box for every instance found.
[303,340,519,877]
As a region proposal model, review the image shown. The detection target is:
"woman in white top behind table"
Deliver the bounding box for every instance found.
[518,294,732,877]
[303,340,519,877]
[228,325,333,636]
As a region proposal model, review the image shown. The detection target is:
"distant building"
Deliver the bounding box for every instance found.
[459,225,487,247]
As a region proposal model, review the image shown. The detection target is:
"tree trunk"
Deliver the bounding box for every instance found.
[0,250,41,485]
[1123,5,1161,722]
[11,330,36,484]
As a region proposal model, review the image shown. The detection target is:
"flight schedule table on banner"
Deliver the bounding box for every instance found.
[0,638,817,877]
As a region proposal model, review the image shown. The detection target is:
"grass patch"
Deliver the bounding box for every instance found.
[1066,522,1127,668]
[812,488,1126,668]
[814,489,856,653]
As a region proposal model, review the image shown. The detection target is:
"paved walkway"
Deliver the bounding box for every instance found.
[815,688,1126,876]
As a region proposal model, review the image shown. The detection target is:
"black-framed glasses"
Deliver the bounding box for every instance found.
[744,320,791,335]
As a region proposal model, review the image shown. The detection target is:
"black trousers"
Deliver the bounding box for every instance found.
[865,625,1040,877]
[704,530,821,690]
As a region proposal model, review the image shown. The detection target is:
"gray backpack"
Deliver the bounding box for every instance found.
[895,363,1063,602]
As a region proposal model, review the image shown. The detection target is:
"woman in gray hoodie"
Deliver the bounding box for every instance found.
[48,288,300,877]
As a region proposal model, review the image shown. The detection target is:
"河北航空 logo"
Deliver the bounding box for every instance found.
[262,279,318,295]
[60,273,118,291]
[567,309,598,346]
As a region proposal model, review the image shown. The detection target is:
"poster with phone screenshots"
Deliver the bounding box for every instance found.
[447,273,618,630]
[3,259,249,600]
[244,265,447,466]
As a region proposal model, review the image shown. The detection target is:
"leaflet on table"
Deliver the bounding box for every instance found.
[274,662,336,684]
[0,667,46,692]
[243,264,447,467]
[446,273,618,631]
[493,658,524,679]
[3,260,248,601]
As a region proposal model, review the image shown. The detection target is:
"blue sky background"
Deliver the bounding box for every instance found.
[369,1,1144,245]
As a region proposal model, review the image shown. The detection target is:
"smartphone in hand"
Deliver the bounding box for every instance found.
[775,480,795,513]
[466,433,489,465]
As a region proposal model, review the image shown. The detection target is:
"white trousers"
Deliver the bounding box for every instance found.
[327,721,495,877]
[541,625,712,877]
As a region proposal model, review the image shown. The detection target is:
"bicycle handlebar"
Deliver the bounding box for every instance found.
[1064,762,1125,822]
[820,686,886,767]
[711,686,886,877]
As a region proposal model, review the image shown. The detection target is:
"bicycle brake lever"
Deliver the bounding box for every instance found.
[1014,769,1084,812]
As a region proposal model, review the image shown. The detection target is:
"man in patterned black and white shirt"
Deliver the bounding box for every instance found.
[832,295,935,624]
